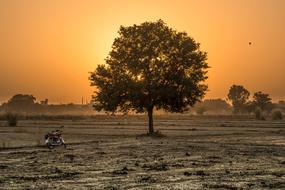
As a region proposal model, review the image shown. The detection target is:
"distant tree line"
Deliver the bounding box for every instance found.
[1,91,284,118]
[190,85,284,117]
[0,94,93,115]
[192,99,231,115]
[227,84,284,120]
[227,85,272,114]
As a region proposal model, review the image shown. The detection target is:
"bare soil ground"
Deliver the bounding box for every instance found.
[0,115,284,189]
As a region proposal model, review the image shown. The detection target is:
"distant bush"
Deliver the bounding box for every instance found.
[195,106,207,115]
[255,108,265,120]
[5,113,18,127]
[271,109,283,120]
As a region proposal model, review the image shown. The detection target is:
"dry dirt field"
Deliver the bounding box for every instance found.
[0,115,284,189]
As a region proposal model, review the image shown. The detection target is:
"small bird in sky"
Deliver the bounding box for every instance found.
[249,42,252,45]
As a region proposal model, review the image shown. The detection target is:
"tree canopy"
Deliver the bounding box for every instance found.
[5,94,36,112]
[227,85,250,114]
[253,91,273,112]
[90,20,208,133]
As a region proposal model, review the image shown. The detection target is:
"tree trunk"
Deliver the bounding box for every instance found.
[147,106,154,134]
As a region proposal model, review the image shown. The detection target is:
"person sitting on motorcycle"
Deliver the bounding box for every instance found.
[52,129,62,137]
[45,129,62,139]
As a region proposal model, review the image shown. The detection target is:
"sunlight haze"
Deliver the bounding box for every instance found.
[0,0,284,103]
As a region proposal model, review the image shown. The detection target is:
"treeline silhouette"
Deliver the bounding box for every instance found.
[0,94,93,115]
[191,99,231,115]
[0,92,284,117]
[227,85,285,113]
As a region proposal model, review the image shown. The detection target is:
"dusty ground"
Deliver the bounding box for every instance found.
[0,115,284,189]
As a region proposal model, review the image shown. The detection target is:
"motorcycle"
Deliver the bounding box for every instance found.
[45,129,66,149]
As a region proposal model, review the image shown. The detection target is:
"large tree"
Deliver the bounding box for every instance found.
[89,20,208,134]
[227,85,250,114]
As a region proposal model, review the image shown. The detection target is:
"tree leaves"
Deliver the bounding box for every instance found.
[90,20,208,114]
[227,85,250,114]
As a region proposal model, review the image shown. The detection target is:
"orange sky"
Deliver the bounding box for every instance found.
[0,0,284,104]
